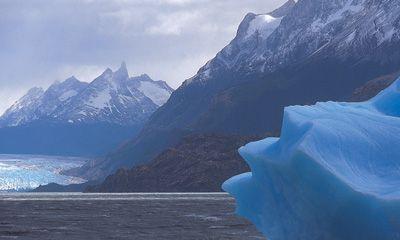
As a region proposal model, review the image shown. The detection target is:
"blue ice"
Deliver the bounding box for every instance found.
[223,78,400,240]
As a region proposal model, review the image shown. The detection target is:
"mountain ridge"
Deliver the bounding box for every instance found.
[0,63,174,128]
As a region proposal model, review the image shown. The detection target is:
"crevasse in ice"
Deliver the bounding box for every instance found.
[223,78,400,240]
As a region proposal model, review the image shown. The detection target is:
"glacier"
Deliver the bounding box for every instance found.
[0,155,87,192]
[223,78,400,240]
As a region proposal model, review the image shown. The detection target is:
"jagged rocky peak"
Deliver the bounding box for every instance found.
[91,62,130,90]
[49,62,157,125]
[114,61,129,81]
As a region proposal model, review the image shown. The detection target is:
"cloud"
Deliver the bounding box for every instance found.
[0,0,286,114]
[146,11,202,35]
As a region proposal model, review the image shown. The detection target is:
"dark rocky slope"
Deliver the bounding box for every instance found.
[350,70,400,102]
[86,135,262,192]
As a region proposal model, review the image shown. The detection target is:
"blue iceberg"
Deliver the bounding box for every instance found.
[223,78,400,240]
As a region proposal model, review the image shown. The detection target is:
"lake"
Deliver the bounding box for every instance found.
[0,193,264,239]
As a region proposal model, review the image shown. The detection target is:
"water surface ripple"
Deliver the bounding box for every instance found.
[0,193,264,240]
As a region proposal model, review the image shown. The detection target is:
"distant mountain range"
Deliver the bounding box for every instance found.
[0,62,172,127]
[73,0,400,183]
[0,62,173,156]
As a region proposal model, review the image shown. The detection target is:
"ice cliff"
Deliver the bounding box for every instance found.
[223,78,400,240]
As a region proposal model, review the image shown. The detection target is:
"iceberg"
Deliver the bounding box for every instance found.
[223,78,400,240]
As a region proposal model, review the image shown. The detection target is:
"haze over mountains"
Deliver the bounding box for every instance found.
[77,0,400,190]
[0,63,173,156]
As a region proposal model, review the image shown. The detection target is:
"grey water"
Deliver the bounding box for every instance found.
[0,193,264,240]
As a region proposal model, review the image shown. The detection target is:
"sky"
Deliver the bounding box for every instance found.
[0,0,285,114]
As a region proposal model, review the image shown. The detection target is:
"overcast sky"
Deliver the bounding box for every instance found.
[0,0,285,114]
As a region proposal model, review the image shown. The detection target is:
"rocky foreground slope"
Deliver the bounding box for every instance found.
[86,135,262,192]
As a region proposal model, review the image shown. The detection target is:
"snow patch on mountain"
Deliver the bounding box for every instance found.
[246,14,282,39]
[137,81,171,106]
[129,74,174,106]
[311,0,364,32]
[58,90,78,102]
[86,89,112,111]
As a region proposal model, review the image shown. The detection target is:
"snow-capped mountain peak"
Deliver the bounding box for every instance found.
[0,63,174,127]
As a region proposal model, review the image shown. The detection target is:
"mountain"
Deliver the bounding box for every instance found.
[75,0,400,180]
[0,63,173,127]
[50,63,160,126]
[0,63,173,156]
